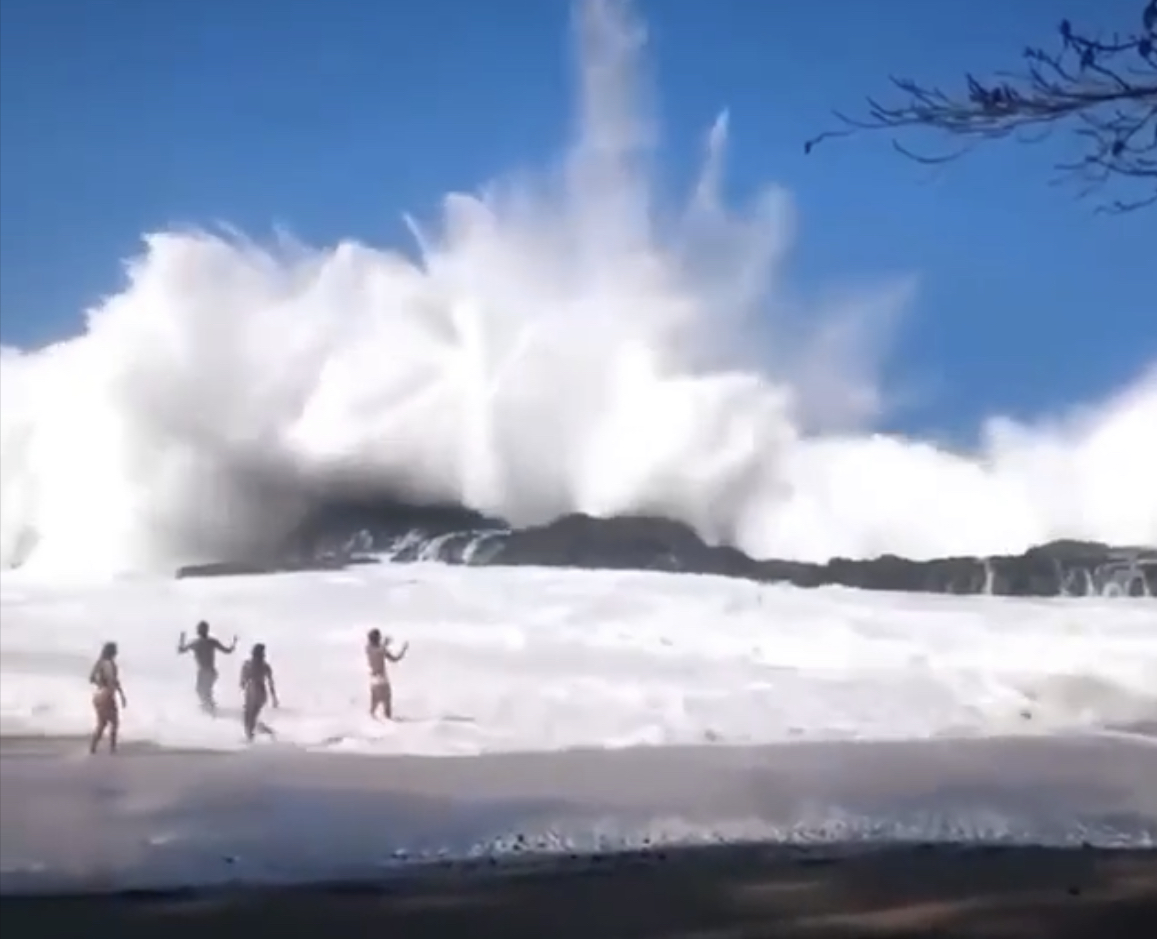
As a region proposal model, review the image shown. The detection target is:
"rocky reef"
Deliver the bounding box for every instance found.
[176,501,1155,598]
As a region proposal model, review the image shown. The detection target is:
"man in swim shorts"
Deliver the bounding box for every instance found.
[239,643,279,742]
[89,641,128,754]
[366,628,408,720]
[178,620,238,715]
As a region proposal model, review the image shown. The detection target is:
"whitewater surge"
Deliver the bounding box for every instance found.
[2,562,1156,753]
[1,0,1155,578]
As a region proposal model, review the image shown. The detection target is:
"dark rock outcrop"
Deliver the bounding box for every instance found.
[175,500,1156,598]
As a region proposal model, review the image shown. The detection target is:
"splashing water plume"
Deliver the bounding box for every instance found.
[1,0,1155,578]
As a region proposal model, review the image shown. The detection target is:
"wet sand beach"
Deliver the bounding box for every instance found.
[3,842,1157,938]
[3,733,1156,936]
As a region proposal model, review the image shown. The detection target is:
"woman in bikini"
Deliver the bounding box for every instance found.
[239,643,279,742]
[365,628,408,720]
[89,641,127,754]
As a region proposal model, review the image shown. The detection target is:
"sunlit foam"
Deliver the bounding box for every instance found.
[2,564,1156,753]
[1,0,1155,578]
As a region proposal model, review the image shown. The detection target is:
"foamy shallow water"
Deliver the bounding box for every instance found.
[1,563,1155,754]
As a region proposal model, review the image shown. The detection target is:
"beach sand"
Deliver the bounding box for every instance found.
[3,733,1156,935]
[4,843,1156,938]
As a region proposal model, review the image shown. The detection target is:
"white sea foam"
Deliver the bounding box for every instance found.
[2,562,1155,754]
[0,0,1154,579]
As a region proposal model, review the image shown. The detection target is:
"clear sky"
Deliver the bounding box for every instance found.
[2,0,1153,438]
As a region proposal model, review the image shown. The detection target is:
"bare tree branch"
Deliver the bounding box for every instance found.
[806,1,1157,213]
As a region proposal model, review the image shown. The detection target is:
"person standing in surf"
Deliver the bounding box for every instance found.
[239,643,279,742]
[177,620,238,715]
[366,628,408,720]
[88,641,128,755]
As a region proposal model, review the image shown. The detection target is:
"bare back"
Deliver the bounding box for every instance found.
[90,658,118,693]
[190,637,220,671]
[366,644,387,679]
[241,658,272,697]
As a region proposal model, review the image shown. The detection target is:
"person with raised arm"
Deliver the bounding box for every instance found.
[239,643,279,742]
[365,628,408,720]
[177,620,238,715]
[88,641,127,754]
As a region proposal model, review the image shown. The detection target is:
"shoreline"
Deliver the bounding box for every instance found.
[4,722,1154,755]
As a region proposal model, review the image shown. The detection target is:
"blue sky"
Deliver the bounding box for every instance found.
[2,0,1153,437]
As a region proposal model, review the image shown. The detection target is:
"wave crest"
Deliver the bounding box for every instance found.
[2,0,1155,577]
